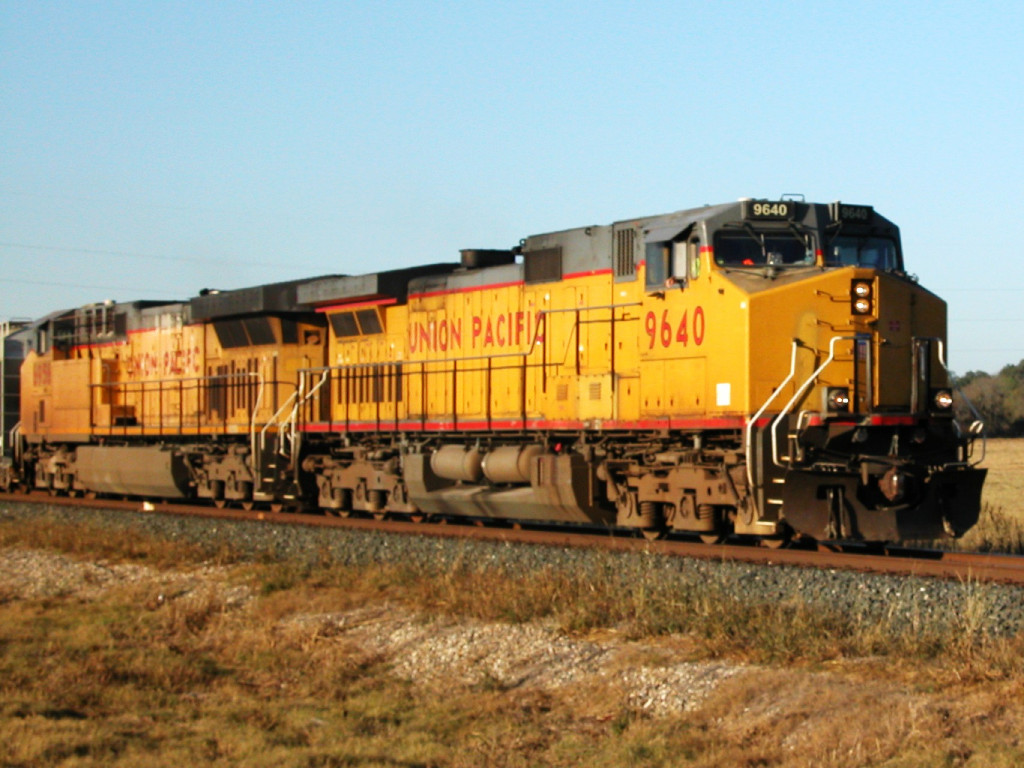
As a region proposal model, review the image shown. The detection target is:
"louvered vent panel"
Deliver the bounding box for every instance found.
[525,247,563,284]
[614,229,636,277]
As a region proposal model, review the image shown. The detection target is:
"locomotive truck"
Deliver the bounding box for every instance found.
[0,199,986,543]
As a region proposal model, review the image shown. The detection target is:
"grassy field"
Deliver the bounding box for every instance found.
[945,438,1024,553]
[0,441,1022,767]
[980,438,1024,518]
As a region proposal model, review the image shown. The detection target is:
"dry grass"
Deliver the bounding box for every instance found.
[0,441,1019,764]
[980,438,1024,519]
[936,438,1024,553]
[951,502,1024,554]
[1,516,1024,766]
[0,515,238,568]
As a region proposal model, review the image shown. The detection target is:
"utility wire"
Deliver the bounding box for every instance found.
[0,277,171,295]
[0,241,297,269]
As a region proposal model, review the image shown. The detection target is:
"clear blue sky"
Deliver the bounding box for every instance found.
[2,0,1022,375]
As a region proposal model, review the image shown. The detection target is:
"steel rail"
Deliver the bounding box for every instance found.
[2,491,1023,585]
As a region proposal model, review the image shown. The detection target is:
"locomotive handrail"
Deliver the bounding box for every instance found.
[254,368,325,468]
[89,370,259,388]
[921,336,986,467]
[89,371,291,444]
[286,369,330,461]
[769,335,859,470]
[748,335,986,514]
[292,303,638,430]
[9,421,21,465]
[297,301,644,374]
[248,372,266,472]
[745,340,800,513]
[260,390,299,453]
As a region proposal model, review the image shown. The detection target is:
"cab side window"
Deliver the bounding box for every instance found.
[646,240,693,291]
[645,242,668,290]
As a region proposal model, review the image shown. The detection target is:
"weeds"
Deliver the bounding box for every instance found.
[0,515,237,567]
[0,539,1022,766]
[957,503,1024,554]
[2,459,1024,765]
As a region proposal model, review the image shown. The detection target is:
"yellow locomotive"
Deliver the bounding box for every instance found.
[2,199,986,543]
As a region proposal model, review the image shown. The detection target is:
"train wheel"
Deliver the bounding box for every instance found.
[325,488,353,518]
[641,527,665,541]
[241,501,255,511]
[368,490,387,519]
[759,522,793,549]
[699,532,726,545]
[637,500,667,540]
[214,499,228,509]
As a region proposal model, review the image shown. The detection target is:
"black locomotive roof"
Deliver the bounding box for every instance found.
[297,263,459,308]
[175,199,904,323]
[637,202,737,243]
[188,263,463,320]
[189,278,312,321]
[622,200,898,242]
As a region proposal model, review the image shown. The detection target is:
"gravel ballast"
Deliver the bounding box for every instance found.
[3,499,1024,640]
[5,499,1024,721]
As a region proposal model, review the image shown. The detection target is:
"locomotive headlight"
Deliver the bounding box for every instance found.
[851,280,873,315]
[932,389,954,411]
[826,387,851,412]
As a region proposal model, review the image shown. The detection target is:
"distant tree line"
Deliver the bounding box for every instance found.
[954,360,1024,437]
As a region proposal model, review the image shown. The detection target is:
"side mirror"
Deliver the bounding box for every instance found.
[670,241,688,286]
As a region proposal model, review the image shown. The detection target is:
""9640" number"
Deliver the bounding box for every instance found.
[752,202,789,217]
[644,307,705,349]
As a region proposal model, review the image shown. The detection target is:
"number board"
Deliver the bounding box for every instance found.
[829,202,874,223]
[741,200,798,221]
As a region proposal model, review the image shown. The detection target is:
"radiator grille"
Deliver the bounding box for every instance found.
[614,229,636,278]
[525,247,562,284]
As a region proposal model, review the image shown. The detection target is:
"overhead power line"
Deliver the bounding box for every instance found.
[0,277,171,295]
[0,241,297,270]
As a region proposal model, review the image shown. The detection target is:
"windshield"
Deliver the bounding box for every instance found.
[714,230,814,267]
[826,236,900,270]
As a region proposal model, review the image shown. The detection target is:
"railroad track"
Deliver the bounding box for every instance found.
[3,491,1023,585]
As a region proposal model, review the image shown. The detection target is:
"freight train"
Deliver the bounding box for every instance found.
[0,199,987,543]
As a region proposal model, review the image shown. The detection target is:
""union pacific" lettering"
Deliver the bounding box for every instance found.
[408,311,544,353]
